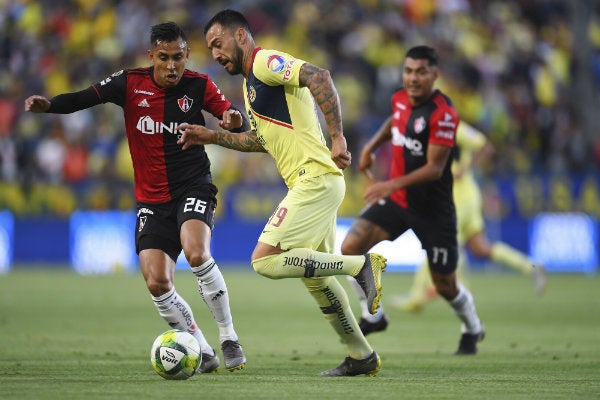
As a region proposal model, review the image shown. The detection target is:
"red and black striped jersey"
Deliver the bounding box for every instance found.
[92,67,231,203]
[389,89,458,218]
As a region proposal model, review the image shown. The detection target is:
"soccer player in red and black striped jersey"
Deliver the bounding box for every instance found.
[342,46,486,355]
[24,22,247,372]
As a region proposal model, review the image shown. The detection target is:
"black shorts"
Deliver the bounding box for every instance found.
[135,183,217,262]
[360,198,458,274]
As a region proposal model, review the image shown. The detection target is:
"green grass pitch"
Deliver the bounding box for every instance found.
[0,267,598,399]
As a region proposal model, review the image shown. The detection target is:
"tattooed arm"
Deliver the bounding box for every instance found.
[299,62,351,169]
[177,123,266,153]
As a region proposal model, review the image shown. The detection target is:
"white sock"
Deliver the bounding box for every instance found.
[151,287,213,354]
[346,276,385,322]
[191,258,238,343]
[449,282,482,334]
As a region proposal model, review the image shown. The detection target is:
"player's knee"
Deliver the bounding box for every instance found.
[469,244,490,258]
[431,273,458,300]
[184,249,211,268]
[146,277,173,297]
[433,280,457,300]
[467,235,492,258]
[340,237,360,255]
[252,254,281,279]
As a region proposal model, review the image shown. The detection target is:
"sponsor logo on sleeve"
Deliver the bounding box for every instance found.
[438,112,456,128]
[436,130,455,140]
[283,59,295,82]
[267,54,286,73]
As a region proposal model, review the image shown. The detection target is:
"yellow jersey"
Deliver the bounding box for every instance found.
[452,122,488,242]
[243,48,342,188]
[452,122,487,203]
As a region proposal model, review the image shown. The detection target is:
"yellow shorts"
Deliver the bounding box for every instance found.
[258,173,345,253]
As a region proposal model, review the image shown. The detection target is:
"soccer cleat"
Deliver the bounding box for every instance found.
[358,316,389,336]
[221,340,246,371]
[197,349,220,373]
[532,264,546,296]
[354,253,387,314]
[454,329,485,355]
[388,295,425,314]
[318,351,381,377]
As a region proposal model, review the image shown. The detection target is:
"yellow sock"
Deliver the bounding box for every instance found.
[252,248,365,279]
[490,242,533,275]
[302,276,373,359]
[408,260,434,302]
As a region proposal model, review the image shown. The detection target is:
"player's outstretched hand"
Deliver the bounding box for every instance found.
[24,95,51,113]
[177,123,215,150]
[219,109,243,131]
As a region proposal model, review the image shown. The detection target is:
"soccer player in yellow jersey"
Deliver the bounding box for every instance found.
[177,9,386,376]
[355,121,547,335]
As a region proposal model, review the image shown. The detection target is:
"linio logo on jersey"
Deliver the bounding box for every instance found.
[391,126,423,155]
[136,116,183,136]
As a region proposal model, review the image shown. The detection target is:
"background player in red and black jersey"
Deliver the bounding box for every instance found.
[24,22,247,372]
[342,46,485,355]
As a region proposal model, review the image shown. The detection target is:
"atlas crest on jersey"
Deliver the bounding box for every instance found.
[178,95,193,113]
[414,116,426,134]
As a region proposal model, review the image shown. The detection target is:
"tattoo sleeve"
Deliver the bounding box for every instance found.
[213,130,267,153]
[299,63,343,138]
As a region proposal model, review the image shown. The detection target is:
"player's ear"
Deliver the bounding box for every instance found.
[236,27,247,44]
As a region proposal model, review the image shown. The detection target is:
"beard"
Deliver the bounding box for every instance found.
[227,45,245,76]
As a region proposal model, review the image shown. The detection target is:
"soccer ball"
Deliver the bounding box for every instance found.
[150,329,201,380]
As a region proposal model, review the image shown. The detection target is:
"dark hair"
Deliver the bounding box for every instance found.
[150,22,188,47]
[405,45,438,66]
[203,9,251,36]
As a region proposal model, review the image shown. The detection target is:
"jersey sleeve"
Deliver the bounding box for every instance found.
[429,104,459,147]
[92,69,128,107]
[253,49,306,87]
[202,76,232,118]
[46,86,102,114]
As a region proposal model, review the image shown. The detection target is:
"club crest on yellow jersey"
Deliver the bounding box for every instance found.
[248,86,256,103]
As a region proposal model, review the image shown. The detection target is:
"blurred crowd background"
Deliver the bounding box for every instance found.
[1,0,599,217]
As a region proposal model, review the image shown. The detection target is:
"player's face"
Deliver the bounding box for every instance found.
[205,24,244,76]
[402,57,439,105]
[148,37,190,88]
